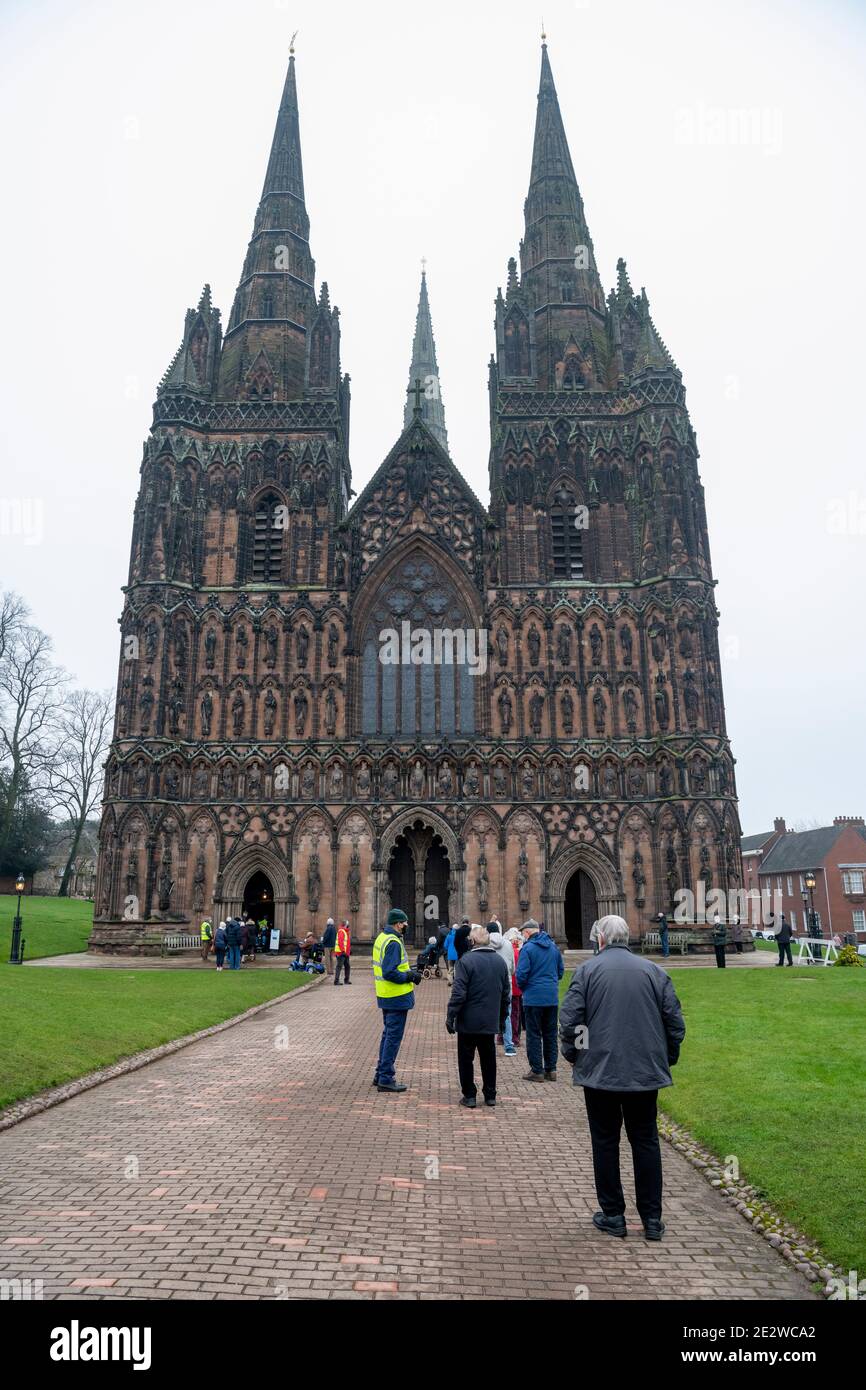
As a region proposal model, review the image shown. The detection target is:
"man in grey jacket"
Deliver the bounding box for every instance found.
[559,914,685,1242]
[447,926,510,1108]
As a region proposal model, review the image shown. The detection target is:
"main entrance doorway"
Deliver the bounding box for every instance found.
[387,821,451,947]
[564,869,598,949]
[243,870,275,929]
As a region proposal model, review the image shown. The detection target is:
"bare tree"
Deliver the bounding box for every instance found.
[50,688,114,897]
[0,604,67,861]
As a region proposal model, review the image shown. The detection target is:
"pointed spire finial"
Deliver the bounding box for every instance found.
[421,255,427,276]
[290,30,298,55]
[541,19,547,45]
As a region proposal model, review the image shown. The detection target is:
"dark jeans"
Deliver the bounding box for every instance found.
[660,928,669,959]
[777,940,793,965]
[334,954,351,983]
[227,944,241,970]
[524,1003,559,1073]
[457,1031,497,1100]
[214,947,225,968]
[375,1009,408,1085]
[714,944,727,968]
[583,1086,663,1223]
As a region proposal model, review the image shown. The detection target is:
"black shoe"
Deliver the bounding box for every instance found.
[592,1211,627,1238]
[377,1082,407,1093]
[544,1070,557,1082]
[484,1098,496,1107]
[345,980,352,984]
[460,1096,477,1108]
[643,1219,666,1241]
[333,981,342,986]
[523,1071,545,1082]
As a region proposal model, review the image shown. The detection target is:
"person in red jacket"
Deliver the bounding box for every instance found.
[334,920,352,985]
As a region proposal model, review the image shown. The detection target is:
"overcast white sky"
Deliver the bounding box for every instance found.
[0,0,863,834]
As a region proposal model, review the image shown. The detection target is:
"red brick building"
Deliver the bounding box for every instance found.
[741,816,866,942]
[91,42,742,954]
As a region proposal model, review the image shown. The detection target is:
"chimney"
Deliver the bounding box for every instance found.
[773,817,786,835]
[833,815,864,826]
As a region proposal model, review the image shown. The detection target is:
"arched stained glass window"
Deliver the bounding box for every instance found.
[359,555,478,736]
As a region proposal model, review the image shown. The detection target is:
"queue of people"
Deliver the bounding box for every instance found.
[366,907,686,1243]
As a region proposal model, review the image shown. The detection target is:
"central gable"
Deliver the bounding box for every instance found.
[343,416,488,589]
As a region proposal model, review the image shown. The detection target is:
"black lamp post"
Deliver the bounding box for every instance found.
[9,872,26,964]
[805,870,821,961]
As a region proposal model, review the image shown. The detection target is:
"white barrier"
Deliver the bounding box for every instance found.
[794,938,837,967]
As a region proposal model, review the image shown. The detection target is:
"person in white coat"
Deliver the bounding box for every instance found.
[488,925,517,1056]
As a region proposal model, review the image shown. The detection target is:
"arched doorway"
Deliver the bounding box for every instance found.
[387,821,451,946]
[244,870,275,929]
[564,869,599,949]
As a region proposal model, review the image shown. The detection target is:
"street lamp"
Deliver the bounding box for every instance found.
[805,870,821,962]
[9,872,26,964]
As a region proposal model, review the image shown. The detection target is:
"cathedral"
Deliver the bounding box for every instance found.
[90,40,742,954]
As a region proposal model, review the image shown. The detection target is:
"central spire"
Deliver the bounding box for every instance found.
[522,42,605,315]
[403,264,449,453]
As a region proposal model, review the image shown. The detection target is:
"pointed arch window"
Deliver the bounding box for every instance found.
[358,555,477,736]
[551,504,584,580]
[252,492,284,582]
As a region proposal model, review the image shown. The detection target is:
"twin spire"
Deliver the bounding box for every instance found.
[403,265,449,453]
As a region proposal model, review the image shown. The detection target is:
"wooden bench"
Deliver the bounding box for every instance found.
[642,929,690,955]
[161,932,200,957]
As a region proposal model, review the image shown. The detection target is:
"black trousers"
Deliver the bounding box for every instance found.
[523,1004,559,1073]
[457,1032,497,1100]
[777,940,793,965]
[714,944,727,968]
[334,954,351,983]
[583,1087,663,1222]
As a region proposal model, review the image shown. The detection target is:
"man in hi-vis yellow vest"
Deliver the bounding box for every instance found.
[371,908,422,1093]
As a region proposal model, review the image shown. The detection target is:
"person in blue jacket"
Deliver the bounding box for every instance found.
[516,918,564,1081]
[372,908,422,1093]
[444,923,459,983]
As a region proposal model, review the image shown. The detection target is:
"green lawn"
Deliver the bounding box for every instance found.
[0,894,93,959]
[560,964,866,1271]
[0,966,312,1109]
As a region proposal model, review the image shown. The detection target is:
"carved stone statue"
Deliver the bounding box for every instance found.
[560,688,574,734]
[619,624,633,666]
[356,763,371,797]
[526,623,541,666]
[221,765,235,798]
[438,763,453,796]
[133,759,149,796]
[649,622,667,664]
[204,626,217,669]
[263,688,277,736]
[602,763,618,796]
[683,673,700,727]
[163,764,180,799]
[464,764,480,796]
[548,763,564,795]
[476,855,489,910]
[557,625,571,665]
[296,624,309,668]
[382,763,399,797]
[247,764,262,798]
[493,764,508,797]
[324,686,337,736]
[168,676,184,735]
[327,623,339,667]
[235,624,249,668]
[330,764,344,797]
[294,688,308,737]
[592,686,606,733]
[264,625,278,668]
[658,762,673,796]
[302,764,316,798]
[347,849,361,912]
[139,680,155,730]
[157,845,173,912]
[193,766,209,798]
[410,761,425,797]
[497,687,513,734]
[622,686,638,732]
[627,766,645,796]
[192,855,206,913]
[520,765,535,799]
[200,689,213,736]
[517,849,530,910]
[589,623,603,666]
[307,853,321,913]
[654,680,670,730]
[528,688,544,734]
[496,625,509,668]
[144,619,159,661]
[231,690,245,737]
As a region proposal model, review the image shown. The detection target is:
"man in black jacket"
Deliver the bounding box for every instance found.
[446,925,510,1108]
[775,913,793,966]
[225,916,243,971]
[559,915,685,1242]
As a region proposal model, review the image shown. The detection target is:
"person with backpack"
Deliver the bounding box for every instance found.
[334,920,352,985]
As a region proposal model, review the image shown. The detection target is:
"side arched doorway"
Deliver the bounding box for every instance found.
[244,870,275,929]
[564,869,599,949]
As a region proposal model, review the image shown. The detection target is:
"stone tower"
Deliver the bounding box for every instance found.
[92,41,741,955]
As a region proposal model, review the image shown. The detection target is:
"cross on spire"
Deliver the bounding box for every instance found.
[409,377,424,415]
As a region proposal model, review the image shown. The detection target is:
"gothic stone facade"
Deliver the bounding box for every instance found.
[91,45,742,954]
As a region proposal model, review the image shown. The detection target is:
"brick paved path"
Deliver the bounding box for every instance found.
[0,971,814,1301]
